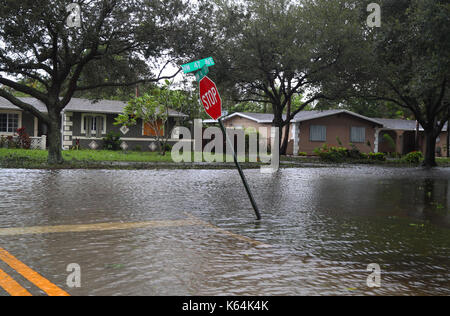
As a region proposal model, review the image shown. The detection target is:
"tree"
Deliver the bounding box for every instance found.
[317,97,410,119]
[349,0,450,167]
[0,0,185,164]
[115,81,189,156]
[229,102,267,114]
[191,0,366,155]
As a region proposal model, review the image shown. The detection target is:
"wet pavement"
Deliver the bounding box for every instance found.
[0,166,449,296]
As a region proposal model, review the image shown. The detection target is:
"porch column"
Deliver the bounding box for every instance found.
[34,116,38,137]
[374,128,381,153]
[396,131,405,154]
[62,112,73,150]
[293,122,300,156]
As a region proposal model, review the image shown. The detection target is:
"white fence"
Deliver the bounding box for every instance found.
[1,135,46,150]
[30,135,47,150]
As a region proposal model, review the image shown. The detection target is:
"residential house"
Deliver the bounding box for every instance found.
[0,97,189,151]
[376,118,448,157]
[206,111,448,156]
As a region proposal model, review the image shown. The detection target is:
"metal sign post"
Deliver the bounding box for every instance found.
[180,57,262,220]
[218,117,262,221]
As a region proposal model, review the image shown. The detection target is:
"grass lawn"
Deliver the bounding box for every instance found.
[0,148,174,166]
[1,148,449,169]
[0,148,254,169]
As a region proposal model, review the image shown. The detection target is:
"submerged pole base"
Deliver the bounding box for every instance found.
[218,118,262,220]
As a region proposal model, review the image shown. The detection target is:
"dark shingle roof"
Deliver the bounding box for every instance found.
[0,97,47,112]
[375,118,421,131]
[375,119,448,132]
[0,97,188,117]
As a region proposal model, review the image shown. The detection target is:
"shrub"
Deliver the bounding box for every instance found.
[314,144,370,162]
[404,151,423,164]
[6,136,17,149]
[16,128,31,149]
[103,132,122,151]
[163,143,172,152]
[314,144,348,162]
[368,152,386,161]
[348,143,365,159]
[298,152,308,157]
[0,136,6,148]
[71,138,81,150]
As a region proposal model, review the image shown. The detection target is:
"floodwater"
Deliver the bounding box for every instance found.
[0,166,449,296]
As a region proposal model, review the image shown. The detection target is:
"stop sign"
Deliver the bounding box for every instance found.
[199,76,222,120]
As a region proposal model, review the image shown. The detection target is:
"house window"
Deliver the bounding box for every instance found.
[0,113,19,133]
[351,127,366,143]
[81,114,106,136]
[310,125,327,142]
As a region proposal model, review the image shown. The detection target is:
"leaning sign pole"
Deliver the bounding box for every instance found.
[181,58,262,220]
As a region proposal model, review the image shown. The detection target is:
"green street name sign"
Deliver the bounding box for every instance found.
[195,65,210,82]
[181,57,215,74]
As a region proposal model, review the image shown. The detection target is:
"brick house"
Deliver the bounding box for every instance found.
[207,111,448,156]
[210,111,384,155]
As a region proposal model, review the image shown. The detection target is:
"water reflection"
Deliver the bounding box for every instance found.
[0,167,448,295]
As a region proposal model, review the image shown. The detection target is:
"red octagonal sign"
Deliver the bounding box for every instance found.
[199,76,222,120]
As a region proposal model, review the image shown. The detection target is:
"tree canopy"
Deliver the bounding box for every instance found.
[0,0,187,163]
[190,0,371,154]
[346,0,450,166]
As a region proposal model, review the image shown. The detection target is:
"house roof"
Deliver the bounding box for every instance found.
[215,110,384,126]
[0,97,47,113]
[292,110,384,126]
[0,97,188,118]
[375,118,422,131]
[202,113,279,124]
[375,118,448,132]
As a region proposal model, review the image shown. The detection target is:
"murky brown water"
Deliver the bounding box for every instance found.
[0,166,449,296]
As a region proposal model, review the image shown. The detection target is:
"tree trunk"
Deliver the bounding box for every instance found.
[280,123,291,155]
[47,112,63,165]
[423,130,438,168]
[447,119,449,158]
[280,97,292,156]
[273,110,284,158]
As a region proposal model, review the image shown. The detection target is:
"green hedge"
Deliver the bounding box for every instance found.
[314,144,386,163]
[403,151,423,164]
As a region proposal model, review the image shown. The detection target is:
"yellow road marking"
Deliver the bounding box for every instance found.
[0,216,268,250]
[0,220,201,237]
[184,213,271,248]
[0,216,268,296]
[0,248,69,296]
[0,268,32,296]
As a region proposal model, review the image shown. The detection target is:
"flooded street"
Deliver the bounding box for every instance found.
[0,166,449,296]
